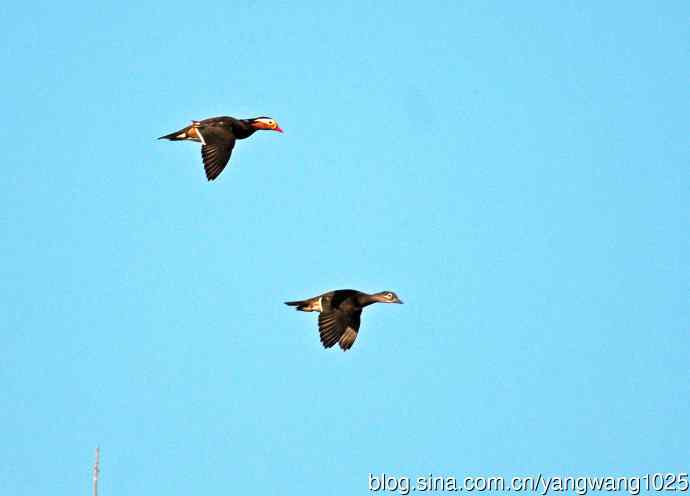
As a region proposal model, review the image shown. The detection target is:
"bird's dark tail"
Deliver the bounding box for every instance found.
[285,300,309,311]
[158,127,191,141]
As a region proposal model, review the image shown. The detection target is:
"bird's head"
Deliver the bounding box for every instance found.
[373,291,404,304]
[250,116,283,133]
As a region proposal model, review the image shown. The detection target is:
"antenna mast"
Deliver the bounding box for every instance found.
[93,448,100,496]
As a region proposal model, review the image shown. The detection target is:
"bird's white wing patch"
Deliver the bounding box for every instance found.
[195,127,207,145]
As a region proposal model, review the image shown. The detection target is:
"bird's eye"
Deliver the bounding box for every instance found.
[386,293,393,299]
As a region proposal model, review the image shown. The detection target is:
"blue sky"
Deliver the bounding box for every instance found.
[1,1,688,494]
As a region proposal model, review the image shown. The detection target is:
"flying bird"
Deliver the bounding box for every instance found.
[158,116,283,181]
[285,289,403,351]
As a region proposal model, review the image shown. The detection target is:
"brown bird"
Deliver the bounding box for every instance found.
[158,116,283,181]
[285,289,403,351]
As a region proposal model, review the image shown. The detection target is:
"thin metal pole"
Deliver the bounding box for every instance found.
[93,448,100,496]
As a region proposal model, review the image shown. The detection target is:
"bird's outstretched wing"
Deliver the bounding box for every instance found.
[201,143,235,180]
[197,125,236,181]
[318,309,362,351]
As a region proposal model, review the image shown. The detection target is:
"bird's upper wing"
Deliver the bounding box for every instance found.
[198,116,236,126]
[197,125,236,181]
[318,309,362,351]
[320,289,359,312]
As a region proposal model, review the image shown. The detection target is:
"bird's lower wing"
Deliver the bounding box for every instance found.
[318,310,361,351]
[201,143,235,181]
[339,326,358,350]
